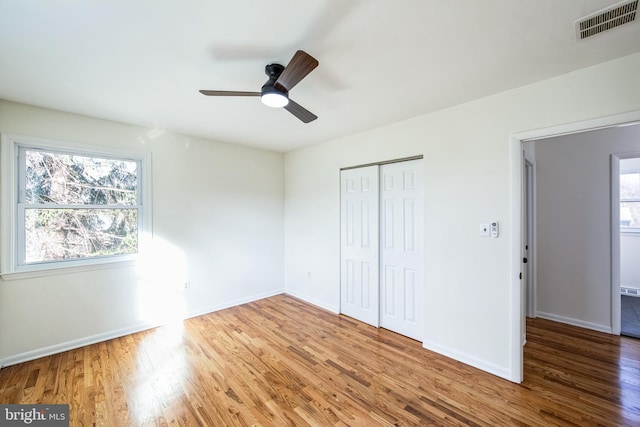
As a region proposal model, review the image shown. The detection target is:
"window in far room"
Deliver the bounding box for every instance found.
[621,170,640,231]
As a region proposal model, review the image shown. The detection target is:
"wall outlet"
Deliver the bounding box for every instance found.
[184,281,190,289]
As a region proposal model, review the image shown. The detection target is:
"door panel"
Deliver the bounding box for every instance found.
[340,166,380,327]
[380,160,424,340]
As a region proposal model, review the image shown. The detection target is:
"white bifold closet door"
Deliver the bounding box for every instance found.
[340,159,423,341]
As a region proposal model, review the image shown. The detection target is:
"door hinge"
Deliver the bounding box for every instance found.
[519,272,522,280]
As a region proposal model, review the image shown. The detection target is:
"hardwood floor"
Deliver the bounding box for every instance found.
[1,294,640,426]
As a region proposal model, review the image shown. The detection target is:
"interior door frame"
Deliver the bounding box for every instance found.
[612,151,640,336]
[612,154,621,336]
[509,110,640,383]
[524,158,536,319]
[520,153,536,348]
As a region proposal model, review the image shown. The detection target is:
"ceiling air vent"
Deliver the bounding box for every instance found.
[575,0,638,40]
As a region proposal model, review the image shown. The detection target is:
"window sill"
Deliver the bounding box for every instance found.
[0,259,138,281]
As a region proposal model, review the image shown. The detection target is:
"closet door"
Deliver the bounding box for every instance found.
[340,166,380,327]
[380,160,424,341]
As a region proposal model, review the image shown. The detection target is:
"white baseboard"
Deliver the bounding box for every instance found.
[0,321,163,369]
[287,291,516,381]
[283,289,340,314]
[0,289,286,369]
[422,339,514,382]
[536,311,612,334]
[185,288,285,319]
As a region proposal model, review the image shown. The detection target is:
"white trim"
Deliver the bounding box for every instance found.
[612,151,640,335]
[516,111,640,142]
[1,134,18,273]
[0,133,152,276]
[509,109,640,384]
[185,288,286,319]
[0,321,164,369]
[4,132,151,160]
[509,135,523,383]
[0,290,285,369]
[536,311,612,334]
[612,154,622,335]
[285,289,340,314]
[0,259,138,281]
[422,339,512,381]
[524,159,538,319]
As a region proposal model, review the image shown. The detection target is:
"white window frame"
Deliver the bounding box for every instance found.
[1,133,152,279]
[621,169,640,234]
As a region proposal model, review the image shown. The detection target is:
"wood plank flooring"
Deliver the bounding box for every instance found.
[1,294,640,426]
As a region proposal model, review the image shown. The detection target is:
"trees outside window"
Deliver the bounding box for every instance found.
[1,134,150,275]
[21,148,140,264]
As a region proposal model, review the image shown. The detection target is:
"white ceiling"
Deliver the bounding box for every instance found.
[1,1,639,152]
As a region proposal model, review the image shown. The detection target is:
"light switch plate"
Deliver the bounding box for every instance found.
[480,223,490,237]
[491,221,499,238]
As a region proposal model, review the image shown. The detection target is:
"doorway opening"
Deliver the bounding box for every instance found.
[617,155,640,338]
[510,110,640,383]
[520,152,536,347]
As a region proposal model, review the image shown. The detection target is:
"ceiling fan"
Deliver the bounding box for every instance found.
[200,50,319,123]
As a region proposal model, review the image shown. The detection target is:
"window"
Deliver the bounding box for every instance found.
[621,170,640,231]
[1,134,151,276]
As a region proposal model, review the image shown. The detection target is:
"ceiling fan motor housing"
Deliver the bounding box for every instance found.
[262,64,287,92]
[261,63,289,106]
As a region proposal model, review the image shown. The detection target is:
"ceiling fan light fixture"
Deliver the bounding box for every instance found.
[261,87,289,108]
[200,50,318,122]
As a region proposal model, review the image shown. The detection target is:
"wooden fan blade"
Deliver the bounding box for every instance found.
[284,99,317,123]
[274,50,318,92]
[199,90,260,96]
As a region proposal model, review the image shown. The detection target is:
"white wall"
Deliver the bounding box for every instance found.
[284,53,640,382]
[535,125,640,331]
[0,100,285,366]
[621,234,640,288]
